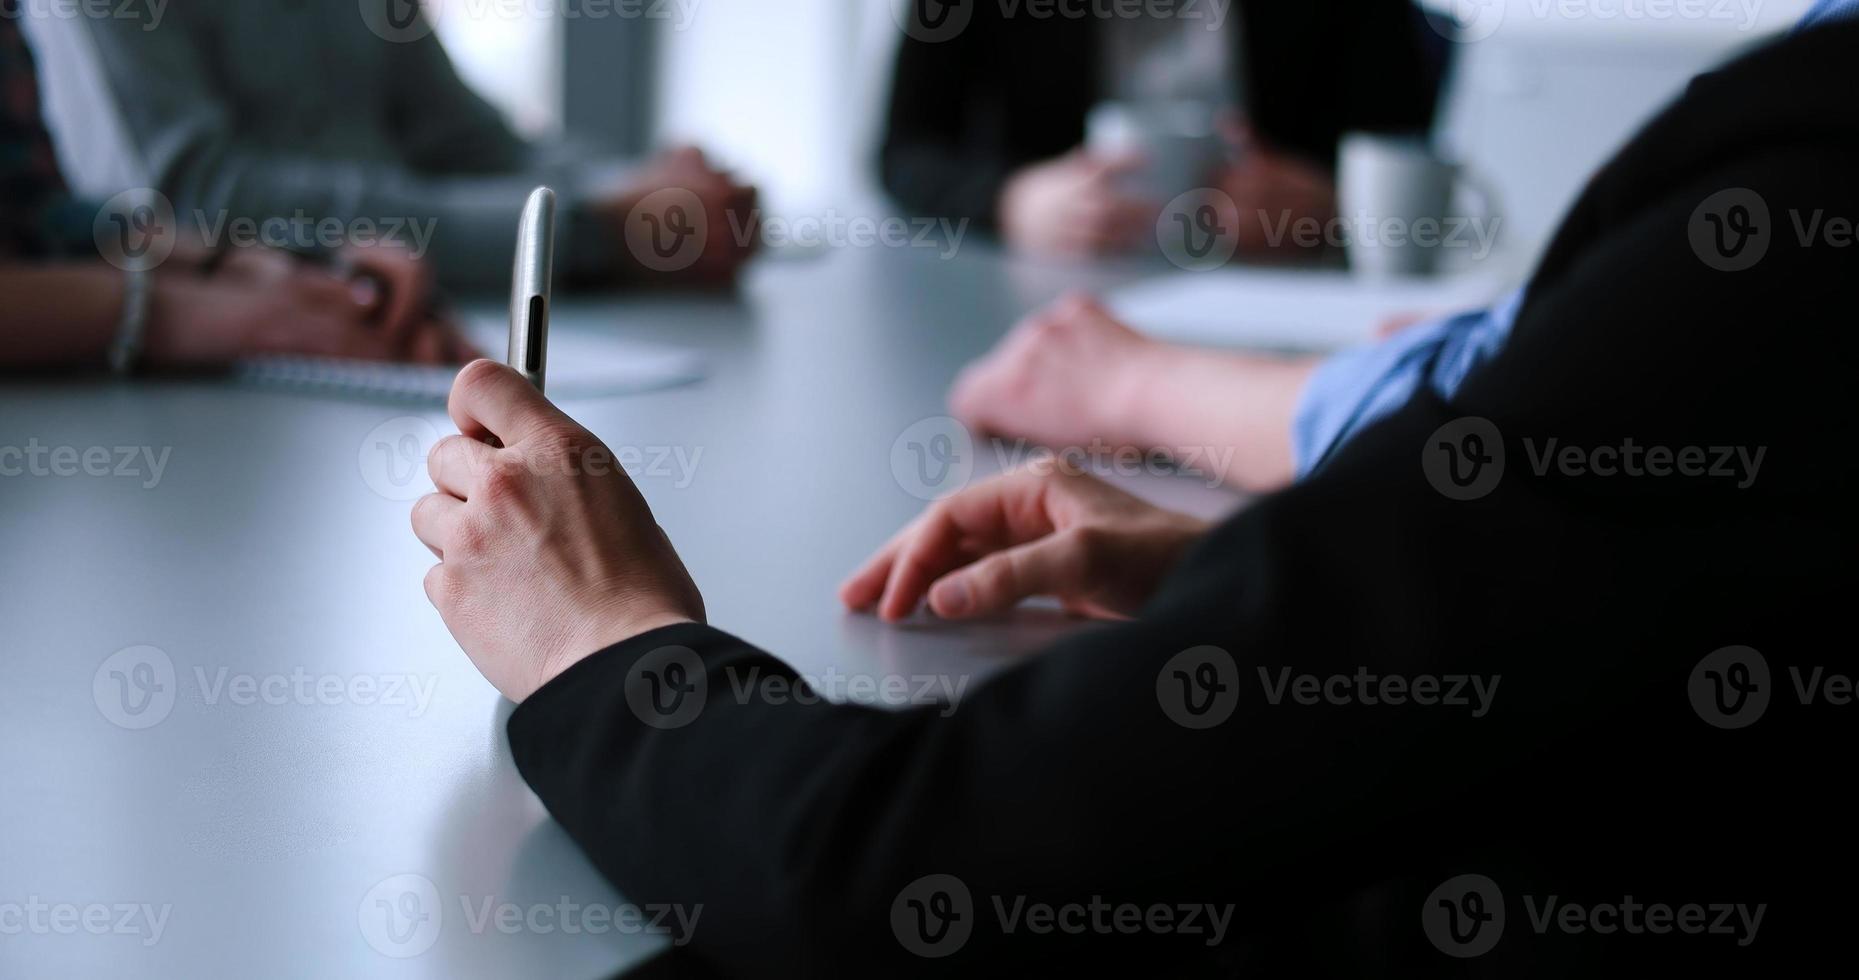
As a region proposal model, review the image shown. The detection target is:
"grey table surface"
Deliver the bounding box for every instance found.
[0,243,1265,979]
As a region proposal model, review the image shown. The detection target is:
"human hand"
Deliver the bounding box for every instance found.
[608,145,759,286]
[1213,121,1335,256]
[314,243,434,343]
[840,463,1209,623]
[334,242,479,363]
[949,292,1161,452]
[997,150,1154,257]
[413,360,705,702]
[144,248,475,367]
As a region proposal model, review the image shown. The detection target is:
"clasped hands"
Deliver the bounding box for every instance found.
[413,360,1209,702]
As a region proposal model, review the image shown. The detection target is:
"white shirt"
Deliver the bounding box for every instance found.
[1099,13,1242,112]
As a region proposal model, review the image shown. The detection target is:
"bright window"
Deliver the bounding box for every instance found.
[428,0,564,137]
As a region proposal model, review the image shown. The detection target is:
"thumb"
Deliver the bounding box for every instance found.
[927,530,1093,620]
[447,359,571,447]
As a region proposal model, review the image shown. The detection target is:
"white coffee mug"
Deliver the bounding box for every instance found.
[1338,133,1501,278]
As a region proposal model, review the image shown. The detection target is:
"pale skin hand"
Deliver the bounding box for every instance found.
[949,293,1319,492]
[604,145,760,286]
[950,292,1162,446]
[0,249,472,371]
[839,463,1210,623]
[412,360,704,703]
[997,150,1155,257]
[334,241,475,363]
[146,250,474,368]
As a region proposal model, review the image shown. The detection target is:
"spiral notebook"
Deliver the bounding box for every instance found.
[232,327,706,403]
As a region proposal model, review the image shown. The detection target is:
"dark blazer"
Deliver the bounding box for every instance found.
[512,23,1859,977]
[877,0,1447,228]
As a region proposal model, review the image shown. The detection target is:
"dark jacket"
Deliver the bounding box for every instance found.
[514,22,1859,977]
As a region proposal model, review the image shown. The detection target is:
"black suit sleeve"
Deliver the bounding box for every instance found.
[511,31,1857,978]
[508,165,1850,975]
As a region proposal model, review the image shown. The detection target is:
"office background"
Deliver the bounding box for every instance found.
[2,2,1841,976]
[23,0,1819,259]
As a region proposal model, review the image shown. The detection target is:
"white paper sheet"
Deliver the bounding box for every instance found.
[234,322,706,403]
[1106,268,1514,354]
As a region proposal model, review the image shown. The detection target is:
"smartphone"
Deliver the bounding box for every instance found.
[508,187,556,392]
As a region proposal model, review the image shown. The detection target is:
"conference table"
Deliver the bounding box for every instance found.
[0,242,1508,977]
[0,242,1243,978]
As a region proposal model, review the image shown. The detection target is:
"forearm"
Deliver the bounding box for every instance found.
[168,154,600,291]
[505,478,1556,976]
[81,9,580,290]
[502,469,1629,976]
[507,619,1280,975]
[508,624,950,975]
[0,265,126,370]
[505,388,1817,977]
[85,25,568,286]
[1121,345,1319,492]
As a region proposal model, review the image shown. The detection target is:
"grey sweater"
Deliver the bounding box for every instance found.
[79,0,619,288]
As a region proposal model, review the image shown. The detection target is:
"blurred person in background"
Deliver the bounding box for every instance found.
[72,0,756,291]
[937,0,1859,495]
[880,0,1445,258]
[1,2,468,372]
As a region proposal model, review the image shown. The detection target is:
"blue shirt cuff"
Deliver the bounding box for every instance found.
[1291,287,1525,478]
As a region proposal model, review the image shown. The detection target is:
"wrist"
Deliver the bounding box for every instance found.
[137,271,193,369]
[541,602,698,696]
[1109,340,1182,450]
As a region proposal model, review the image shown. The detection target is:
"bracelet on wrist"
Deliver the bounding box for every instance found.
[108,266,153,375]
